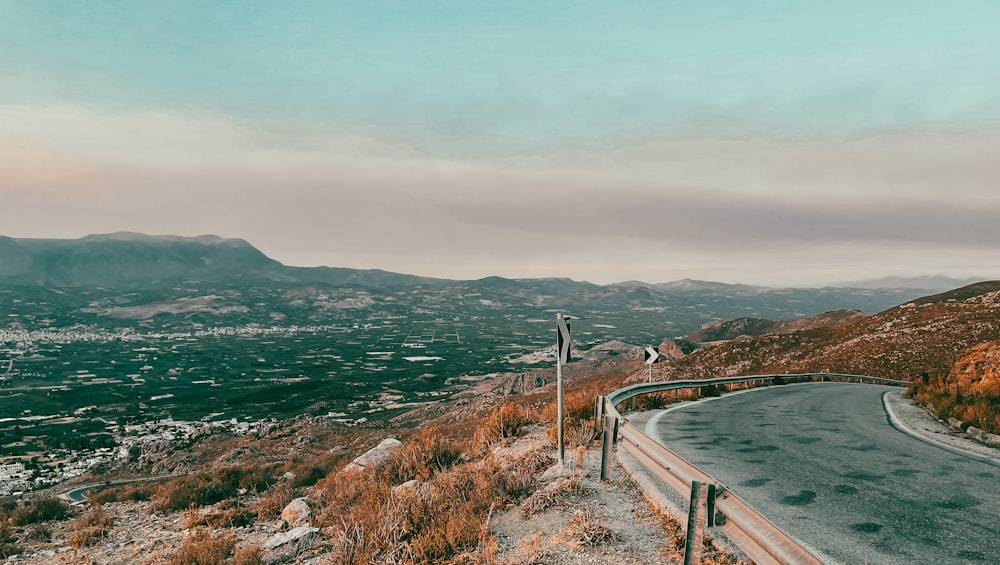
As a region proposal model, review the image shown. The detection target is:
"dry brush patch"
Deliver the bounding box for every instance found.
[313,411,551,565]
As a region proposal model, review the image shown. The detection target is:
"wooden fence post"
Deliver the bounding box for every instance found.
[600,415,615,481]
[684,481,708,565]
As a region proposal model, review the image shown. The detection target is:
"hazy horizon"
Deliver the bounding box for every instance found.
[4,2,1000,287]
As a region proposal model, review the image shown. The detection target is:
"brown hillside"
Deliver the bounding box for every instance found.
[653,283,1000,382]
[686,309,869,343]
[949,340,1000,397]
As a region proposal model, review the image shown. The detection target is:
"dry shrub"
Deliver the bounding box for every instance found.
[382,425,463,484]
[635,391,677,410]
[0,517,19,559]
[182,507,256,530]
[153,464,276,513]
[520,477,586,518]
[319,450,544,565]
[559,506,617,547]
[69,506,116,549]
[27,524,51,542]
[473,403,531,451]
[10,498,68,525]
[541,387,601,444]
[565,422,593,450]
[86,482,158,505]
[229,545,264,565]
[283,452,345,488]
[253,482,294,521]
[172,529,236,565]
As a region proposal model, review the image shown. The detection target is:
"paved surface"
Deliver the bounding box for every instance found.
[640,382,1000,565]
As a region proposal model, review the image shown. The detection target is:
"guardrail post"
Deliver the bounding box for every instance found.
[705,483,721,528]
[593,395,604,439]
[600,415,616,481]
[684,480,708,565]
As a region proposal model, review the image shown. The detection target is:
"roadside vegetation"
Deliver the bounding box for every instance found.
[908,374,1000,434]
[906,340,1000,435]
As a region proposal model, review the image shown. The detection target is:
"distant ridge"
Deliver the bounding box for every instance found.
[834,275,986,291]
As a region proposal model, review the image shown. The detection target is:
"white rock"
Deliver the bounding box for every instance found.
[342,437,402,473]
[391,479,420,496]
[280,497,311,525]
[264,526,319,549]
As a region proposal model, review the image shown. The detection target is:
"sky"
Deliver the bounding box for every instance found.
[3,1,1000,286]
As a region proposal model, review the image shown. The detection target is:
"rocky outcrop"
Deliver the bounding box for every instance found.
[500,373,546,396]
[341,437,402,473]
[264,526,319,549]
[948,340,1000,397]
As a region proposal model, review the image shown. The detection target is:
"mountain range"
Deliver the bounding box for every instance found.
[0,233,986,341]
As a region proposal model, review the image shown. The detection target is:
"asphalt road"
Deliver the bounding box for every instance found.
[641,382,1000,565]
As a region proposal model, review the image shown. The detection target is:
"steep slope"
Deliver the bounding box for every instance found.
[687,309,869,342]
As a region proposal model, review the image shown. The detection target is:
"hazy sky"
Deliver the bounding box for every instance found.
[3,1,1000,285]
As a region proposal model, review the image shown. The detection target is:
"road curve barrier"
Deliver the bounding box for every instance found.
[602,373,908,565]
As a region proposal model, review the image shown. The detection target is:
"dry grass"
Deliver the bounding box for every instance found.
[86,482,159,505]
[472,403,532,451]
[0,516,19,559]
[314,419,548,565]
[182,505,256,530]
[69,506,116,549]
[520,477,587,518]
[253,482,295,521]
[172,529,237,565]
[909,373,1000,433]
[8,498,68,526]
[153,464,276,513]
[559,506,617,547]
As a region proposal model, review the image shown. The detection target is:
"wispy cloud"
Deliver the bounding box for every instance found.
[3,105,1000,284]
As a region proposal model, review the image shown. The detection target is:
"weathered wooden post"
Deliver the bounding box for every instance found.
[706,483,717,527]
[600,415,616,481]
[684,480,708,565]
[593,395,604,439]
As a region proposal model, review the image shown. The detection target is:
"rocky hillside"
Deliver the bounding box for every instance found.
[686,309,869,343]
[651,281,1000,382]
[909,339,1000,434]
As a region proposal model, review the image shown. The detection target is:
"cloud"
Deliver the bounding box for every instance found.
[3,104,1000,285]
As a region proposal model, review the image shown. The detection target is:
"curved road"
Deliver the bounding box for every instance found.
[642,382,1000,565]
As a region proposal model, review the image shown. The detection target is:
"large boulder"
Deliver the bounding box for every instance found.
[280,497,311,525]
[342,438,402,473]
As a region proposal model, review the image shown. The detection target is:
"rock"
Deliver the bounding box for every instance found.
[540,462,586,482]
[280,497,311,525]
[342,437,402,473]
[391,479,420,496]
[281,471,296,482]
[947,417,965,431]
[264,526,319,549]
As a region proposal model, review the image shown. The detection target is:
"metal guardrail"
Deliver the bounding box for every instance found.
[603,373,908,565]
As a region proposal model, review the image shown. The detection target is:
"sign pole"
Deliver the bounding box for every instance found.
[556,313,566,466]
[648,363,653,383]
[555,314,573,467]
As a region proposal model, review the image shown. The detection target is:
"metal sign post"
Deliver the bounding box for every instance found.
[556,313,572,465]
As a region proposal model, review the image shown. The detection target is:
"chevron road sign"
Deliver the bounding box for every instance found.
[557,315,572,364]
[644,346,660,365]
